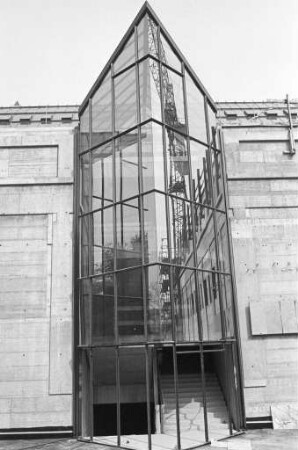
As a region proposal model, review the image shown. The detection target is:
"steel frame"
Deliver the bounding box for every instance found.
[73,3,246,449]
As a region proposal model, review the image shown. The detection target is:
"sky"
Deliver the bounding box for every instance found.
[0,0,297,106]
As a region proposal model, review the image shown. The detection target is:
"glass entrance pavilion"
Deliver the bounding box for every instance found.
[74,3,245,449]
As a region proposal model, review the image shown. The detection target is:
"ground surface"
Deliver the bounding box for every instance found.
[0,430,297,450]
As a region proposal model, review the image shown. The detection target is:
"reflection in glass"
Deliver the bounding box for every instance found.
[115,67,137,132]
[80,215,89,277]
[210,148,223,204]
[114,33,135,74]
[189,140,211,207]
[91,72,112,147]
[165,128,190,200]
[162,67,186,134]
[207,103,218,149]
[92,274,115,344]
[137,15,148,59]
[139,58,162,123]
[147,264,172,341]
[142,122,164,192]
[160,32,181,73]
[92,141,113,210]
[115,131,139,202]
[168,197,193,266]
[80,152,90,213]
[116,198,141,270]
[143,192,167,264]
[91,207,114,275]
[80,104,90,152]
[80,279,92,345]
[117,268,144,342]
[175,268,199,342]
[185,71,207,143]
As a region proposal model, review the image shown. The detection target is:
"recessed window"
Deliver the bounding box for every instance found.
[61,116,72,123]
[19,116,32,124]
[40,117,52,124]
[224,111,238,119]
[0,116,11,125]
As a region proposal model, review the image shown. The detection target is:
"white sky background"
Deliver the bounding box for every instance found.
[0,0,297,106]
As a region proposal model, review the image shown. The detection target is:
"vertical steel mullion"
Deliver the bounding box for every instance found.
[115,347,121,446]
[224,344,233,435]
[157,24,180,447]
[89,348,94,441]
[204,100,226,340]
[181,63,209,443]
[172,344,181,450]
[218,129,246,428]
[73,128,80,436]
[111,61,121,446]
[145,345,152,450]
[136,24,152,450]
[181,62,204,342]
[199,344,209,443]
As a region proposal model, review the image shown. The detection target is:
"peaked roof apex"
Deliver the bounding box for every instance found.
[79,2,216,114]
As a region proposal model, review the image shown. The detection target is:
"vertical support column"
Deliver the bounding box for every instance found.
[218,128,246,428]
[205,100,226,341]
[181,62,204,342]
[199,344,209,444]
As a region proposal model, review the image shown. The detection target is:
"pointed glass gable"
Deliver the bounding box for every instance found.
[75,3,245,449]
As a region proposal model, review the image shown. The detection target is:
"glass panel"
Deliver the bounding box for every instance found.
[197,270,209,340]
[80,215,89,277]
[80,104,90,152]
[139,57,162,123]
[93,348,117,439]
[78,348,92,439]
[92,141,113,210]
[91,72,112,147]
[91,206,114,275]
[207,102,218,149]
[168,196,193,266]
[143,192,167,264]
[165,127,190,200]
[92,274,115,344]
[115,130,139,202]
[190,139,211,207]
[80,279,92,346]
[210,148,223,206]
[116,198,142,270]
[80,152,91,213]
[160,32,181,73]
[117,267,144,343]
[142,122,164,193]
[119,347,150,443]
[218,221,230,273]
[115,67,137,132]
[147,15,159,59]
[147,264,173,341]
[114,33,135,74]
[174,268,199,342]
[162,67,186,134]
[185,71,207,144]
[221,274,234,338]
[137,15,149,59]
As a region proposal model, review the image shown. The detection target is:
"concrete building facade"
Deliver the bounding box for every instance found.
[0,105,78,433]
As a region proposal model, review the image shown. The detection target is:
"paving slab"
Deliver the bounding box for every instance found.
[0,430,297,450]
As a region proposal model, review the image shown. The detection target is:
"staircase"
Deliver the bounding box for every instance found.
[160,372,230,440]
